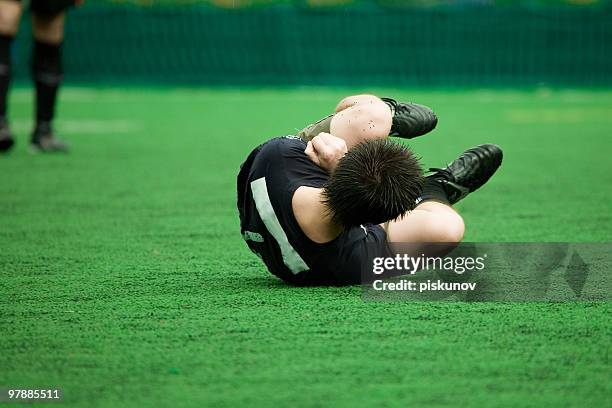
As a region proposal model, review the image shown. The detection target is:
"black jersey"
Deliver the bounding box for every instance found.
[237,136,389,286]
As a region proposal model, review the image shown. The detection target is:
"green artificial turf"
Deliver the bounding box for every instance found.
[1,87,610,407]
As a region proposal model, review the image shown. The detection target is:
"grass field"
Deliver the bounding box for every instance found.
[1,87,611,407]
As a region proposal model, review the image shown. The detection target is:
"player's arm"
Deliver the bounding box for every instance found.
[304,132,347,173]
[293,133,347,244]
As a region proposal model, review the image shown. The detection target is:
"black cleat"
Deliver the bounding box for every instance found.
[0,117,15,153]
[382,97,438,139]
[30,121,68,153]
[427,144,503,204]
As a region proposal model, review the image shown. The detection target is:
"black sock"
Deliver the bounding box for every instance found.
[32,40,63,126]
[418,176,450,205]
[0,34,14,120]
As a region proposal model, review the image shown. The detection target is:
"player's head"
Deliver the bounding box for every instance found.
[323,139,424,227]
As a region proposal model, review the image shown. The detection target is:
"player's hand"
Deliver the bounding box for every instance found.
[305,132,347,173]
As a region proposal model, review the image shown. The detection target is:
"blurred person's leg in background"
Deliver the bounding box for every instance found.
[0,0,78,153]
[0,0,22,152]
[29,0,75,152]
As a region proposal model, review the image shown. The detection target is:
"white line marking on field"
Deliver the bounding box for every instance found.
[505,108,612,124]
[10,119,143,135]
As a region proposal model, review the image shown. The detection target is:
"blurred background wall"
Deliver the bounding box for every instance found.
[10,0,612,86]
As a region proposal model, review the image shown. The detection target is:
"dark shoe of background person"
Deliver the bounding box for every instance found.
[0,117,15,153]
[30,121,68,153]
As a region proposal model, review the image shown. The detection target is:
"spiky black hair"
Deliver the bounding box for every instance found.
[323,139,424,227]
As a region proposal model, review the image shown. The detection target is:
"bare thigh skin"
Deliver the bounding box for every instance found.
[385,201,465,243]
[0,2,66,48]
[334,94,383,112]
[0,0,23,36]
[329,95,392,148]
[328,94,466,244]
[32,11,65,44]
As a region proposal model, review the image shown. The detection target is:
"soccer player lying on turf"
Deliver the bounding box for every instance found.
[237,95,502,286]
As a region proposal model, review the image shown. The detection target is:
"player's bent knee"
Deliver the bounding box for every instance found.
[335,94,381,112]
[442,213,465,243]
[423,213,465,243]
[360,101,392,135]
[331,100,392,146]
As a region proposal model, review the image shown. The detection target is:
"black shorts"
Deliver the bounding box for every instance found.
[10,0,76,16]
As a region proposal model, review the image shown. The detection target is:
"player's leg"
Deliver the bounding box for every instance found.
[334,94,383,112]
[333,94,439,140]
[298,94,437,145]
[385,144,503,244]
[0,0,22,152]
[386,201,465,243]
[30,5,67,152]
[297,95,391,146]
[329,96,392,148]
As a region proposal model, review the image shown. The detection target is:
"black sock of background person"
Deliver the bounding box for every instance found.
[32,40,63,124]
[419,176,450,205]
[0,34,14,119]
